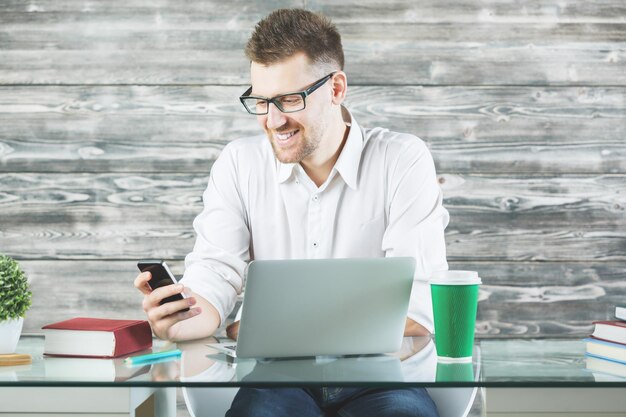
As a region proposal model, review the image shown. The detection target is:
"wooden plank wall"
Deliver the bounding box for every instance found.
[1,0,625,339]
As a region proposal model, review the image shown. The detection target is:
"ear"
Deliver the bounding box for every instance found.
[330,71,347,105]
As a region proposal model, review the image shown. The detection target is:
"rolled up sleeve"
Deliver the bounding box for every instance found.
[180,143,250,326]
[382,137,449,334]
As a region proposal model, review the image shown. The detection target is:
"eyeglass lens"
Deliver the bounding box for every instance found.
[243,94,305,114]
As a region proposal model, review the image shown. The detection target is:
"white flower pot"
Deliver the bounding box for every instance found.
[0,317,24,354]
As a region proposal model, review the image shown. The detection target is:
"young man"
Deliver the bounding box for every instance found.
[135,8,447,417]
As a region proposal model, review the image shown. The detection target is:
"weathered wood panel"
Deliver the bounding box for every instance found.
[0,173,205,260]
[4,18,623,50]
[20,260,151,333]
[1,86,624,174]
[309,0,626,23]
[2,0,624,22]
[0,0,301,13]
[1,0,623,347]
[0,1,300,84]
[1,173,624,261]
[18,260,626,336]
[453,261,626,338]
[339,22,626,86]
[441,174,626,227]
[1,7,623,85]
[442,173,626,260]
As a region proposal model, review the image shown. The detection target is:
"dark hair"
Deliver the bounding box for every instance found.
[245,9,344,73]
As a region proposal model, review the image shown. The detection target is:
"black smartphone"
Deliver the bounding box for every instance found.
[137,259,190,311]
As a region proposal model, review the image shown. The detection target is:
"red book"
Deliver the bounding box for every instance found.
[591,320,626,346]
[42,317,152,358]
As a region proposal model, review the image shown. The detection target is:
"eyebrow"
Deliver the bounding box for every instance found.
[249,87,295,99]
[250,76,325,98]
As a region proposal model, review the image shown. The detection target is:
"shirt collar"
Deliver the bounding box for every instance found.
[277,160,296,183]
[332,107,362,190]
[276,106,363,190]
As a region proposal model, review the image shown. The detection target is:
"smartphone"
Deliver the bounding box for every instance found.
[137,259,190,311]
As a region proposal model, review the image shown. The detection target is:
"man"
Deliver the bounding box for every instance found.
[135,8,447,417]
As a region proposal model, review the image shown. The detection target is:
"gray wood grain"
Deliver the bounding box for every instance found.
[0,0,303,13]
[1,86,624,174]
[440,174,626,227]
[0,0,300,84]
[308,0,626,23]
[338,22,626,85]
[20,259,150,333]
[1,10,623,85]
[451,261,626,338]
[2,0,624,22]
[1,173,624,261]
[17,260,625,337]
[0,173,204,260]
[1,0,624,343]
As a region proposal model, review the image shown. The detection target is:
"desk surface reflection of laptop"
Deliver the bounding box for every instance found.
[208,257,415,359]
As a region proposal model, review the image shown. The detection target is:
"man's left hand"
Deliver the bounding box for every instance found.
[226,320,240,340]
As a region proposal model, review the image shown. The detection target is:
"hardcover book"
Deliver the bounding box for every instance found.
[585,355,626,379]
[584,337,626,364]
[591,320,626,345]
[42,317,152,358]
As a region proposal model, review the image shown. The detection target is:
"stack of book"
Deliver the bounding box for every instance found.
[584,306,626,379]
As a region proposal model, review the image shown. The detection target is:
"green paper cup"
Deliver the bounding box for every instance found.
[430,270,481,363]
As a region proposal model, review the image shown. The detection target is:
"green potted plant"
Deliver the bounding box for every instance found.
[0,255,32,353]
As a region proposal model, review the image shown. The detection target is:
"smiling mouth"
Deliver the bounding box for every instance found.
[275,129,299,141]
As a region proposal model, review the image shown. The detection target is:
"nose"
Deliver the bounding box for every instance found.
[265,102,287,130]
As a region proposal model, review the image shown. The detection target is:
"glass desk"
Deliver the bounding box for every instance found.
[1,335,625,416]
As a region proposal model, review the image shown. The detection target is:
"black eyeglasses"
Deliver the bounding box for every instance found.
[240,72,336,115]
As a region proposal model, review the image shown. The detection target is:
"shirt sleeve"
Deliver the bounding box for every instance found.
[180,143,250,326]
[382,137,449,334]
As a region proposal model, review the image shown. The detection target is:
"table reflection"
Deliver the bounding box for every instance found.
[177,336,472,384]
[1,335,483,385]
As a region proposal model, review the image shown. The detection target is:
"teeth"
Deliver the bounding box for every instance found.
[276,130,298,141]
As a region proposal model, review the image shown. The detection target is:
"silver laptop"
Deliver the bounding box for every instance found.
[208,257,415,359]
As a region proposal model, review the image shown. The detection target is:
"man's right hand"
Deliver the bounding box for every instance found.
[134,271,202,340]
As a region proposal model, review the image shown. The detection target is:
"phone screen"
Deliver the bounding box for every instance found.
[137,260,189,311]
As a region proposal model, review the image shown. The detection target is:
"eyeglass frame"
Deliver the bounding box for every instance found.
[239,72,337,115]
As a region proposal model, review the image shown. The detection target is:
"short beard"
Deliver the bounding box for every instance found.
[268,123,323,164]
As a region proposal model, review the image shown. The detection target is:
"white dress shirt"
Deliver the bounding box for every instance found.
[180,108,449,333]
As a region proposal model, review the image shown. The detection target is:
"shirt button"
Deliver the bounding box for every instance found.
[312,195,319,202]
[295,179,300,184]
[313,242,319,248]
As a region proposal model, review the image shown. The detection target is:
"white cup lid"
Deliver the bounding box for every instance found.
[429,270,482,285]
